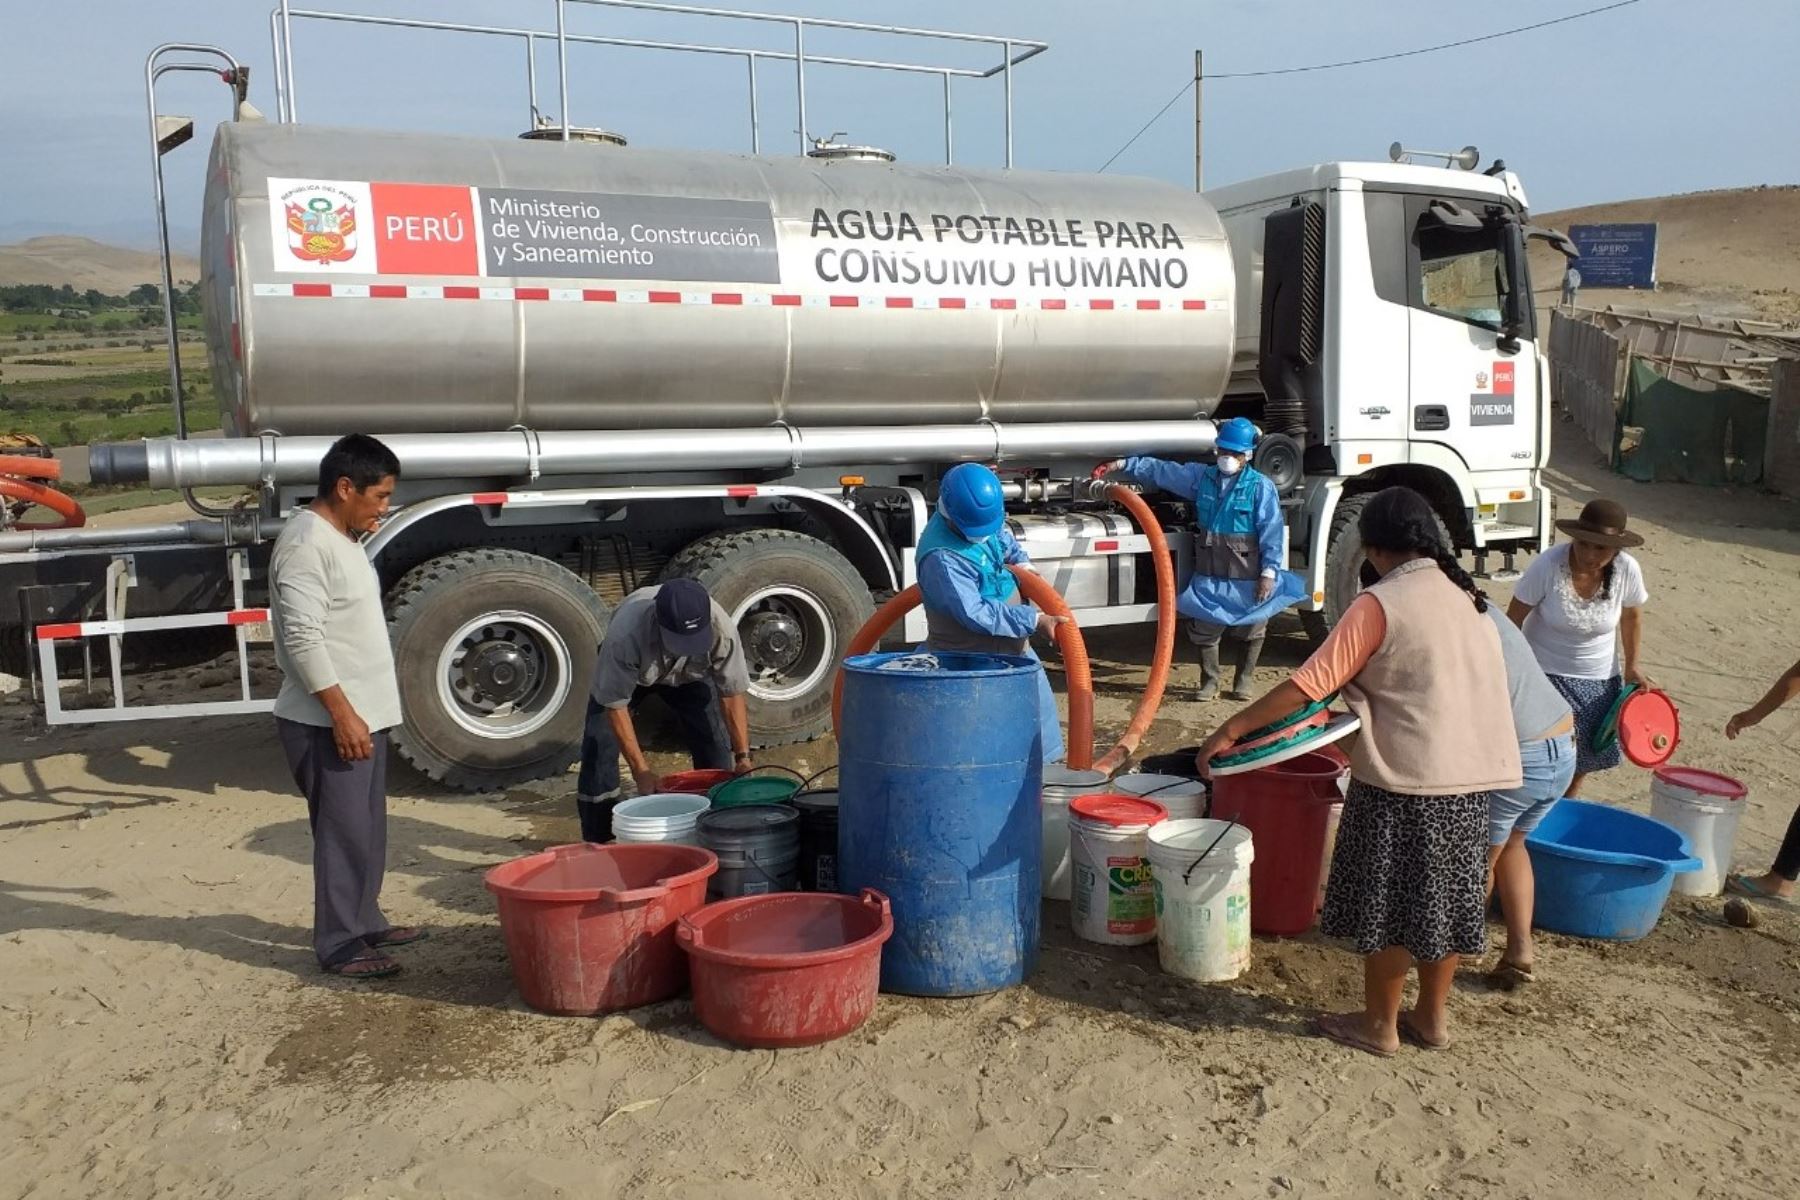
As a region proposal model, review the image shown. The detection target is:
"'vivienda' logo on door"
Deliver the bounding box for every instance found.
[1472,360,1517,425]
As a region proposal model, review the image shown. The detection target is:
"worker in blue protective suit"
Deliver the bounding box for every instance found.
[916,462,1069,762]
[1096,416,1307,702]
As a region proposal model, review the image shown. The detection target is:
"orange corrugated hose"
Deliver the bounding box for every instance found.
[829,482,1178,776]
[0,454,84,529]
[1090,483,1177,774]
[829,570,1097,768]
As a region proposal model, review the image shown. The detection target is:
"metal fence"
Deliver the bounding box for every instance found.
[1548,310,1625,458]
[1765,360,1800,497]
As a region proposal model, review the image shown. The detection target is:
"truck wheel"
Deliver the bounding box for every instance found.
[1317,492,1454,633]
[386,548,608,791]
[661,529,874,747]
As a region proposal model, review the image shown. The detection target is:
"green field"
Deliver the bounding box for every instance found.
[0,366,202,446]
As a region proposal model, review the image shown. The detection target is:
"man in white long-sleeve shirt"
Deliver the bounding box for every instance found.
[269,434,421,979]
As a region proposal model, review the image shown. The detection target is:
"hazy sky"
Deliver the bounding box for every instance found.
[2,0,1795,248]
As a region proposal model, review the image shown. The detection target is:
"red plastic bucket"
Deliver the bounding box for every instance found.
[484,842,717,1016]
[677,888,893,1048]
[1208,750,1348,936]
[659,769,736,795]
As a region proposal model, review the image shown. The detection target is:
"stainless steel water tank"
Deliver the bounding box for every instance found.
[203,122,1236,436]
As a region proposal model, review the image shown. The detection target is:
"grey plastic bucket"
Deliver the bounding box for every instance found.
[697,803,801,898]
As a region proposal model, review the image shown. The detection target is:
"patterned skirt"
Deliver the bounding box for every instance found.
[1546,673,1625,775]
[1319,779,1491,961]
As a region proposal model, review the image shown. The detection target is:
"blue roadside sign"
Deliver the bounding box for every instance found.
[1567,223,1658,289]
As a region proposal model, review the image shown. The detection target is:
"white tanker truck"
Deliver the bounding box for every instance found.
[0,8,1567,790]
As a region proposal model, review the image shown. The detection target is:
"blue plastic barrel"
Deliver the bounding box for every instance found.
[1526,799,1702,941]
[837,650,1045,996]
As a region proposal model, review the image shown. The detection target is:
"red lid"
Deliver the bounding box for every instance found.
[1653,765,1747,799]
[1618,689,1680,769]
[1070,792,1169,827]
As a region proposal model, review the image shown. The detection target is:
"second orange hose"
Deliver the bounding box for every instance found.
[1090,484,1178,775]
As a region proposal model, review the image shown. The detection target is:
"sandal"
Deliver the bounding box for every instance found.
[1398,1012,1451,1051]
[1727,875,1796,905]
[1486,959,1535,990]
[1313,1012,1397,1058]
[369,926,429,947]
[324,950,402,979]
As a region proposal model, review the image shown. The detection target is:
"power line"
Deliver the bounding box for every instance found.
[1097,79,1195,173]
[1097,0,1642,171]
[1206,0,1641,79]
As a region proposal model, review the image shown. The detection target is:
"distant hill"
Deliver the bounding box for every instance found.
[1532,185,1800,324]
[0,236,201,296]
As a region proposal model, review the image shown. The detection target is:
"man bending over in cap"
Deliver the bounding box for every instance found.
[576,578,754,840]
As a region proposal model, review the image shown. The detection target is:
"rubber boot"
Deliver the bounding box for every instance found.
[1195,642,1221,703]
[577,792,620,843]
[1226,633,1266,702]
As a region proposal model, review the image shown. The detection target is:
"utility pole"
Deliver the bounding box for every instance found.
[1193,50,1204,191]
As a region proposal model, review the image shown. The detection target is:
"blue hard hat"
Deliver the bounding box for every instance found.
[1216,416,1259,455]
[939,463,1007,539]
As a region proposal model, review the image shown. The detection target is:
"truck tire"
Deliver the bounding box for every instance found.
[661,528,874,747]
[386,548,608,792]
[1315,491,1454,635]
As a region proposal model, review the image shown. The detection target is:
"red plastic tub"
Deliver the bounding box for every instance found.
[485,842,717,1016]
[677,888,893,1048]
[659,769,736,795]
[1209,750,1348,936]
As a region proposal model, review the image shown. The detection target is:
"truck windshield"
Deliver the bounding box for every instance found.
[1415,219,1515,333]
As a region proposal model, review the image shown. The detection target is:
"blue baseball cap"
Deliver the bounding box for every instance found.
[655,578,716,658]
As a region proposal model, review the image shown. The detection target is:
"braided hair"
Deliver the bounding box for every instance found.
[1357,487,1488,612]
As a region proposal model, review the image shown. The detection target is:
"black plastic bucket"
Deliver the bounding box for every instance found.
[1137,746,1205,780]
[696,804,800,898]
[790,789,841,893]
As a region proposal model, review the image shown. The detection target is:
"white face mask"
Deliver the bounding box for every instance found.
[1217,455,1243,476]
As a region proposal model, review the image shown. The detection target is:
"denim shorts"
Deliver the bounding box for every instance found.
[1488,732,1576,845]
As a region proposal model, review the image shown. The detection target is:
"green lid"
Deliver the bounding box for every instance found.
[708,775,802,808]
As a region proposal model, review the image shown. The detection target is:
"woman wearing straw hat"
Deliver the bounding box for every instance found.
[1507,498,1653,797]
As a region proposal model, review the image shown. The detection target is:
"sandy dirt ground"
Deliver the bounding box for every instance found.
[5,436,1800,1200]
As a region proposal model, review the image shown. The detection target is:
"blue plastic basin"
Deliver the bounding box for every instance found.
[1526,799,1702,941]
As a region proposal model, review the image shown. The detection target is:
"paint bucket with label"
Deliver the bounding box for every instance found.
[1068,793,1168,946]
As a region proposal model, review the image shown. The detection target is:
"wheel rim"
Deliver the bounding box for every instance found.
[435,610,572,740]
[732,585,835,704]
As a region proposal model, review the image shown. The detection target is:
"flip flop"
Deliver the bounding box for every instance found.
[1726,875,1796,905]
[369,926,430,947]
[1398,1013,1451,1051]
[1486,959,1535,990]
[1313,1013,1397,1058]
[324,950,402,979]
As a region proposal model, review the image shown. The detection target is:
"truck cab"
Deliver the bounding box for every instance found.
[1205,159,1553,629]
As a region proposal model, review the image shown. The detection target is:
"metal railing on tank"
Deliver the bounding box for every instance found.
[269,0,1047,165]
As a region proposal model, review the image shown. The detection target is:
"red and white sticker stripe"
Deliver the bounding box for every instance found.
[36,609,270,641]
[252,283,1218,312]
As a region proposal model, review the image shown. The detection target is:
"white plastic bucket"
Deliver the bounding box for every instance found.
[1068,796,1166,946]
[1148,819,1255,982]
[1649,767,1748,897]
[1114,773,1207,821]
[611,793,711,845]
[1041,766,1108,900]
